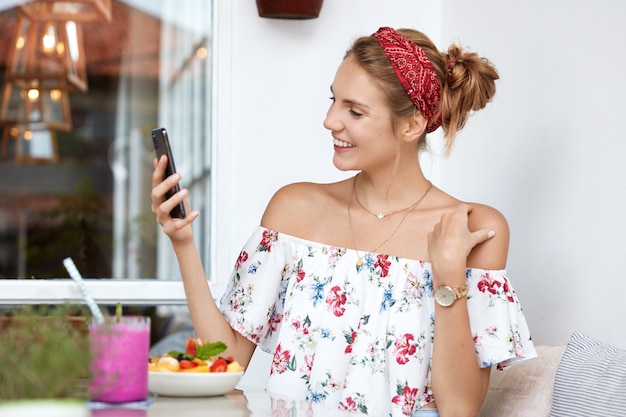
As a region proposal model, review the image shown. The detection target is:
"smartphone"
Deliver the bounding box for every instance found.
[151,127,186,218]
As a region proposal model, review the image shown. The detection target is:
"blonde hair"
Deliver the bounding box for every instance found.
[346,28,499,154]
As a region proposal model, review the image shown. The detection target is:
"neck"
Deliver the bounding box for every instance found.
[353,171,431,218]
[356,170,429,202]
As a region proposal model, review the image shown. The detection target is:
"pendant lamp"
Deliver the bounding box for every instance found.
[19,0,112,23]
[1,125,59,163]
[6,13,88,93]
[0,82,72,131]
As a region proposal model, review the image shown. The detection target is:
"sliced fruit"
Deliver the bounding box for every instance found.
[227,361,244,372]
[209,357,228,372]
[179,359,198,369]
[156,355,180,371]
[180,365,210,373]
[185,337,199,357]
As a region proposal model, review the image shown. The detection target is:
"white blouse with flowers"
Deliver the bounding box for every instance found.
[219,227,537,417]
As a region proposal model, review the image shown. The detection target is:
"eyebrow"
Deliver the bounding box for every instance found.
[329,85,371,110]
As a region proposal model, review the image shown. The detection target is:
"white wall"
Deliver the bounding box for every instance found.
[212,0,443,290]
[214,0,626,368]
[438,0,626,349]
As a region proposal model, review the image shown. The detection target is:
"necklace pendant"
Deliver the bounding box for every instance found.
[377,213,385,220]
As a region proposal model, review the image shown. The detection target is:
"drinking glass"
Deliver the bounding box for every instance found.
[89,316,150,403]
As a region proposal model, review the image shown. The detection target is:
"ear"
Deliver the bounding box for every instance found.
[401,110,428,143]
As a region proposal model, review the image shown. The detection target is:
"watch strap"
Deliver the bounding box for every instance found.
[452,285,469,300]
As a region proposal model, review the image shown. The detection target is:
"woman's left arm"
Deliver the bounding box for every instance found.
[427,203,509,417]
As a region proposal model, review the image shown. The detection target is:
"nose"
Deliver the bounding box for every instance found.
[323,105,341,132]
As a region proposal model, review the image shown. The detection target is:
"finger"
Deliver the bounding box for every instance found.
[161,210,200,235]
[151,174,182,213]
[471,228,496,246]
[151,155,168,187]
[155,190,185,223]
[153,184,186,217]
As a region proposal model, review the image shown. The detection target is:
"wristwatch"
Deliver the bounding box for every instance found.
[434,285,468,307]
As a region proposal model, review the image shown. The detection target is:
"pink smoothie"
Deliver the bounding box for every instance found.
[89,316,150,403]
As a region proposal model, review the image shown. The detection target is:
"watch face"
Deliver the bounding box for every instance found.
[435,286,455,307]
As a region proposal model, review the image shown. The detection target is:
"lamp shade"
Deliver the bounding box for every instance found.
[6,13,88,92]
[19,0,112,23]
[1,125,59,163]
[0,82,72,131]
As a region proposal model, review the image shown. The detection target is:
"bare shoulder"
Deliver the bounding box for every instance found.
[260,180,352,237]
[466,202,510,270]
[467,202,510,236]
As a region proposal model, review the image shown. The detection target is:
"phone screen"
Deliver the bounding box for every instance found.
[151,127,186,218]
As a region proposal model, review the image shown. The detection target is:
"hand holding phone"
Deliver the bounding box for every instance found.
[151,127,186,218]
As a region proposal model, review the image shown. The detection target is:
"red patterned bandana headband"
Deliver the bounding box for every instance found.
[372,27,442,133]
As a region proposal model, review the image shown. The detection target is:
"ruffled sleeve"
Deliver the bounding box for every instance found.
[218,227,291,353]
[466,268,537,369]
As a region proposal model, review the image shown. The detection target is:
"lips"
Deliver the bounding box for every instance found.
[333,138,355,148]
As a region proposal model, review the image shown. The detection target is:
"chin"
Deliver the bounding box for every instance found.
[332,157,357,172]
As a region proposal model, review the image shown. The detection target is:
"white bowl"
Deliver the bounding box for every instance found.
[148,371,244,397]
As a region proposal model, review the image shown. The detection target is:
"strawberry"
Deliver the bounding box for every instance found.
[179,359,198,369]
[185,337,199,357]
[210,357,228,372]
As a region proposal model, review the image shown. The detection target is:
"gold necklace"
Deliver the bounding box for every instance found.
[352,174,433,219]
[350,178,433,254]
[353,174,432,220]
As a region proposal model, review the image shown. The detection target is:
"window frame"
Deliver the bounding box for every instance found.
[0,0,233,307]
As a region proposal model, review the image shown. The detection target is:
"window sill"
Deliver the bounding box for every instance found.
[0,279,188,306]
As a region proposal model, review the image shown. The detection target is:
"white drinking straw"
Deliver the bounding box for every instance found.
[63,257,105,324]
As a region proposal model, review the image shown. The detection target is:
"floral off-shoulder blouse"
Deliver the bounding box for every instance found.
[219,227,537,417]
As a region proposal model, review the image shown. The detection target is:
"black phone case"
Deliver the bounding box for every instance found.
[151,127,186,218]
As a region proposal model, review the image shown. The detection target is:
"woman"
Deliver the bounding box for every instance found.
[151,27,536,417]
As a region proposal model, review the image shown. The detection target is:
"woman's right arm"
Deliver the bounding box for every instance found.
[151,155,256,366]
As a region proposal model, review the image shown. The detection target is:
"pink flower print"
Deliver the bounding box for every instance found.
[230,298,242,312]
[393,333,417,364]
[392,384,419,416]
[249,326,262,344]
[301,353,315,374]
[328,247,346,265]
[235,250,248,270]
[291,317,301,331]
[477,272,502,295]
[405,272,421,298]
[339,397,357,411]
[269,307,283,333]
[258,229,279,252]
[375,254,391,277]
[502,277,515,302]
[291,315,312,338]
[326,285,347,317]
[270,343,291,375]
[485,326,498,337]
[344,330,357,354]
[296,267,306,283]
[421,389,435,406]
[473,334,483,346]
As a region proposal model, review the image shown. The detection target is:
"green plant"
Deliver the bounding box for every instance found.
[0,304,92,400]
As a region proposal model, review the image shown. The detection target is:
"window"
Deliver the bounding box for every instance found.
[0,0,214,309]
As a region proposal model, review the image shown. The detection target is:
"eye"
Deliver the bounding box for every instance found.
[328,96,335,102]
[349,109,363,117]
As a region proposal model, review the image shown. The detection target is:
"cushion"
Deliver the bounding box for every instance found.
[550,331,626,417]
[477,345,565,417]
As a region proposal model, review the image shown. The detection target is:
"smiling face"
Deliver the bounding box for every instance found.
[324,55,400,173]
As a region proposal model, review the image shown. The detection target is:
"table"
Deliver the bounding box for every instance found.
[102,385,354,417]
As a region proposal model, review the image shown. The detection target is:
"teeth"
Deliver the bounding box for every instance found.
[334,138,355,148]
